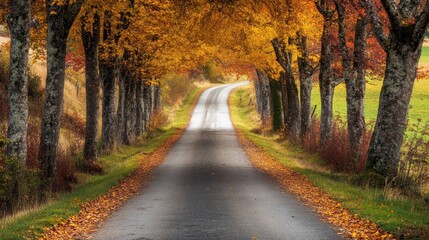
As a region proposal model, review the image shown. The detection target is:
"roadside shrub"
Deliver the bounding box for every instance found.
[303,117,371,173]
[147,111,170,135]
[351,171,385,189]
[0,157,41,217]
[28,73,43,100]
[395,120,429,197]
[161,74,195,107]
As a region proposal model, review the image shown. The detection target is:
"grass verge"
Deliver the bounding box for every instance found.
[230,84,429,238]
[0,85,206,239]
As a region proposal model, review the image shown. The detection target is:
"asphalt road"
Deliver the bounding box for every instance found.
[93,83,341,240]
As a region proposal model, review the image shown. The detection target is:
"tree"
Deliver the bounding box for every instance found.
[335,1,369,171]
[39,0,85,190]
[363,0,429,177]
[81,7,101,163]
[315,0,336,148]
[6,0,31,163]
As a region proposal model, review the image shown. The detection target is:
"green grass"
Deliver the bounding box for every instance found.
[0,86,204,240]
[420,46,429,64]
[230,85,429,235]
[311,77,429,135]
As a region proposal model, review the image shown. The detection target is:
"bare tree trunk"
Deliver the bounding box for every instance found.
[285,72,300,139]
[253,73,263,114]
[39,0,84,190]
[362,0,429,178]
[336,4,368,171]
[143,83,152,126]
[117,72,125,145]
[6,0,31,163]
[367,42,423,177]
[279,72,288,128]
[270,78,283,131]
[153,83,161,114]
[135,79,144,136]
[297,33,315,141]
[255,70,271,124]
[272,38,299,139]
[121,72,132,145]
[319,19,334,147]
[82,11,101,162]
[100,61,116,151]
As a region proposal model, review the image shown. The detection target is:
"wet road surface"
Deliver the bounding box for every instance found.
[93,82,341,240]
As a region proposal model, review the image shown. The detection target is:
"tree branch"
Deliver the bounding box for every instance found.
[380,0,401,30]
[361,0,389,52]
[413,0,429,48]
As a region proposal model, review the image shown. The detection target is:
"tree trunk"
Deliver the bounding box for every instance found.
[319,19,334,147]
[100,61,116,151]
[297,34,314,141]
[143,83,152,126]
[153,83,161,114]
[367,41,422,177]
[255,70,271,124]
[279,72,288,128]
[82,12,101,162]
[253,73,263,114]
[6,0,31,163]
[285,71,300,139]
[121,73,132,145]
[39,0,84,189]
[270,79,283,132]
[117,72,125,145]
[135,79,144,136]
[348,17,368,170]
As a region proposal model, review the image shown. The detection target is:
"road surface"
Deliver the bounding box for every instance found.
[93,83,341,240]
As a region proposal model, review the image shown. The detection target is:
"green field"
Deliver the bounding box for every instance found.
[311,77,429,130]
[420,46,429,64]
[309,46,429,129]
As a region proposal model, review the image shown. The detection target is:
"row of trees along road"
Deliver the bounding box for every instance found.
[1,0,429,213]
[246,0,429,179]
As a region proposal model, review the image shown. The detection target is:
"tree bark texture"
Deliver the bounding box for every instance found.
[39,0,84,189]
[363,0,429,177]
[100,61,116,151]
[297,34,315,141]
[270,79,283,132]
[143,83,153,127]
[153,84,161,114]
[254,75,262,114]
[318,18,334,147]
[337,4,368,171]
[6,0,31,163]
[367,40,423,177]
[82,12,101,161]
[255,70,271,124]
[117,73,125,145]
[272,38,300,139]
[135,79,144,136]
[285,72,300,139]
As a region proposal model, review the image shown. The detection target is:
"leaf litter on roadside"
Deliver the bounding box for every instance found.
[235,131,395,240]
[38,132,183,240]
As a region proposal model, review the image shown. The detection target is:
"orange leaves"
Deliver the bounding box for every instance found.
[236,131,395,240]
[39,130,184,240]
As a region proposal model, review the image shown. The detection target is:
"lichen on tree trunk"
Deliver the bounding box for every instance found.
[39,0,84,190]
[6,0,31,163]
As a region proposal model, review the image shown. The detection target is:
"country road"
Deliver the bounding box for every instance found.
[93,82,341,240]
